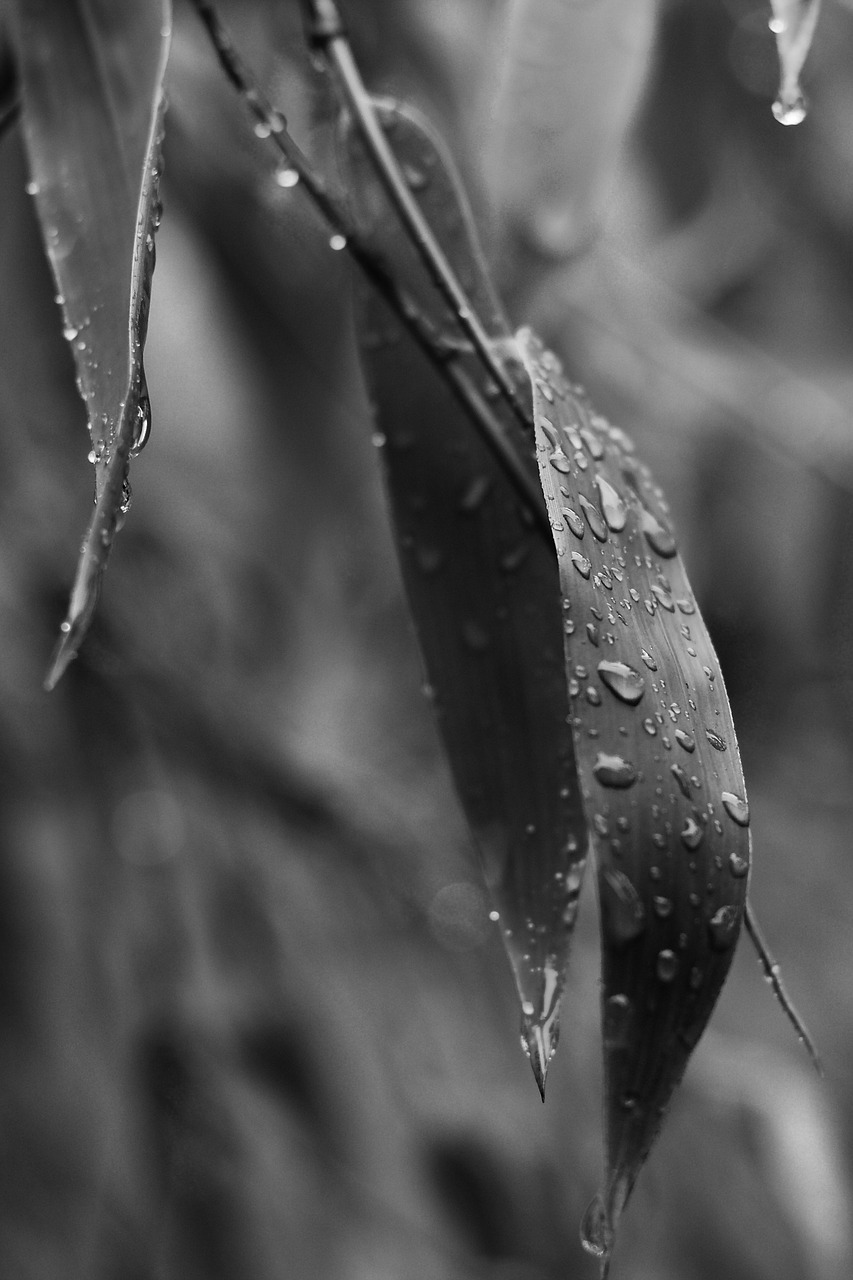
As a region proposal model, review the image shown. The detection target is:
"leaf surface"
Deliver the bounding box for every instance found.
[345,99,588,1094]
[9,0,171,684]
[517,327,750,1270]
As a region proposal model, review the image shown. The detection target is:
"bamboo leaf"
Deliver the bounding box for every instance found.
[484,0,658,260]
[516,327,750,1272]
[8,0,171,685]
[345,99,588,1095]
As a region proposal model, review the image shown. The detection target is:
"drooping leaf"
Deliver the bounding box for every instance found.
[344,98,588,1095]
[8,0,172,685]
[516,327,750,1272]
[483,0,658,262]
[769,0,823,124]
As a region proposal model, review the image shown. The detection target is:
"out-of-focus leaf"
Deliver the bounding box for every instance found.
[516,327,750,1272]
[345,99,588,1095]
[769,0,823,124]
[483,0,658,261]
[9,0,171,685]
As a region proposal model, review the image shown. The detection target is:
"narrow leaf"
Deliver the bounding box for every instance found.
[346,99,588,1095]
[9,0,171,684]
[769,0,823,124]
[517,327,750,1270]
[484,0,658,260]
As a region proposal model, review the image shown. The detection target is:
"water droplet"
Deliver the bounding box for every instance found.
[675,729,695,753]
[640,649,657,671]
[549,447,572,474]
[275,166,300,188]
[562,507,585,538]
[656,949,679,982]
[62,324,79,341]
[402,163,427,191]
[677,598,696,615]
[586,623,600,647]
[671,764,692,799]
[586,686,602,706]
[653,895,673,919]
[705,729,727,751]
[580,427,604,460]
[721,791,750,827]
[572,552,591,579]
[580,1192,611,1260]
[60,620,72,634]
[773,90,808,126]
[651,583,675,611]
[640,506,677,557]
[680,817,704,850]
[26,180,39,197]
[593,752,637,789]
[601,867,646,942]
[458,474,491,512]
[489,909,500,922]
[329,233,347,251]
[729,852,749,878]
[709,904,739,950]
[769,14,786,33]
[522,1000,535,1017]
[597,660,645,705]
[603,994,633,1049]
[371,431,386,448]
[596,476,627,531]
[642,718,657,736]
[120,477,132,515]
[579,495,608,542]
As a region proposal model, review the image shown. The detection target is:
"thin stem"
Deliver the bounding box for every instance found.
[301,0,534,437]
[0,96,20,144]
[744,899,823,1075]
[188,0,551,541]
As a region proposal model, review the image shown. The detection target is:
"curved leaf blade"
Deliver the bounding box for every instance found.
[346,100,589,1093]
[517,327,750,1267]
[9,0,171,684]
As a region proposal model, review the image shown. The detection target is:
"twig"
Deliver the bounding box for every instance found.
[188,0,550,540]
[300,0,534,437]
[744,899,823,1075]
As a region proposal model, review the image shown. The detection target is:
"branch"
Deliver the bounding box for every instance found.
[188,0,550,540]
[744,899,823,1075]
[300,0,534,437]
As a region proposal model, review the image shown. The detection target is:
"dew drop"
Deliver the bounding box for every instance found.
[62,325,79,341]
[275,166,300,188]
[729,852,749,878]
[458,474,491,512]
[60,620,72,634]
[522,1000,535,1017]
[769,14,786,33]
[773,90,808,126]
[675,729,695,753]
[680,817,704,850]
[595,475,627,531]
[653,895,673,919]
[549,448,572,474]
[651,583,675,611]
[642,718,657,736]
[597,660,645,705]
[603,994,633,1049]
[402,163,427,191]
[586,686,601,706]
[593,752,637,789]
[671,764,692,799]
[601,867,646,942]
[656,949,679,982]
[572,552,591,579]
[586,623,600,647]
[580,427,604,460]
[329,233,347,251]
[580,1192,610,1259]
[721,791,750,827]
[640,506,677,557]
[489,909,500,922]
[708,904,739,951]
[579,495,608,542]
[640,649,657,671]
[705,729,728,752]
[562,507,585,538]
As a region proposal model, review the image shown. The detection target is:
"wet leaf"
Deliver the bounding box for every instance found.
[345,99,588,1095]
[516,327,750,1271]
[484,0,657,261]
[8,0,172,685]
[769,0,823,124]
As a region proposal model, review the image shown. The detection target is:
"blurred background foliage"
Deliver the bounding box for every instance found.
[0,0,852,1277]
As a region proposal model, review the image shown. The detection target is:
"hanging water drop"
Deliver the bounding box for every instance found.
[275,166,300,188]
[597,660,645,705]
[580,1192,611,1260]
[596,475,627,531]
[579,495,608,542]
[329,233,347,251]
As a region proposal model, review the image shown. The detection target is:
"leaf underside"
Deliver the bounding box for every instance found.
[517,327,750,1267]
[9,0,171,685]
[345,98,589,1094]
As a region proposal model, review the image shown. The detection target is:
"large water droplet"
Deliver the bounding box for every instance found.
[640,506,677,557]
[675,729,695,753]
[580,1192,610,1259]
[709,904,740,950]
[680,817,704,850]
[603,994,632,1049]
[705,729,728,752]
[729,852,749,878]
[671,764,692,799]
[597,660,645,705]
[549,448,572,474]
[562,507,585,539]
[721,791,750,827]
[593,752,637,789]
[572,552,591,579]
[596,476,627,531]
[772,89,808,125]
[275,166,300,188]
[579,496,608,542]
[641,649,657,671]
[601,867,646,943]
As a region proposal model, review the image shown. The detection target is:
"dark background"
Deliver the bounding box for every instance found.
[0,1,851,1276]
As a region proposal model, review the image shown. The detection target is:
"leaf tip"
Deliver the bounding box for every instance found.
[43,618,80,691]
